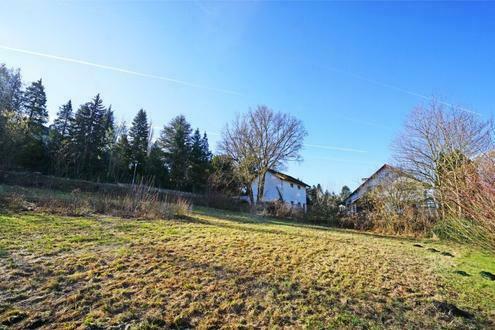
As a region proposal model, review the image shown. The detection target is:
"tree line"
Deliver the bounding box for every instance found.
[0,64,212,193]
[2,62,345,217]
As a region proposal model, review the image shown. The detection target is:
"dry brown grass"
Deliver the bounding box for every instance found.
[0,208,494,329]
[0,184,191,220]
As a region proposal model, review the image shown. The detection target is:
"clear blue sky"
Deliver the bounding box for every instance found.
[1,1,494,191]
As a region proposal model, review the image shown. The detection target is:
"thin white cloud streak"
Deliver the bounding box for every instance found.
[304,143,367,153]
[320,65,481,115]
[0,45,242,96]
[305,156,378,166]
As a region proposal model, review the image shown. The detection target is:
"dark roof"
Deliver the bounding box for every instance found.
[343,164,401,204]
[268,169,310,187]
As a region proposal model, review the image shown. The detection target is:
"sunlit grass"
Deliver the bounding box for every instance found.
[0,208,493,329]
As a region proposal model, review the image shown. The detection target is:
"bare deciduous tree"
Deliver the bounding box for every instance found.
[219,105,307,204]
[392,101,493,210]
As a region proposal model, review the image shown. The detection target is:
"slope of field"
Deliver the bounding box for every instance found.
[0,208,494,329]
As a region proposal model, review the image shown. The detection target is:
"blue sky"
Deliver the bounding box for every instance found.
[1,1,494,191]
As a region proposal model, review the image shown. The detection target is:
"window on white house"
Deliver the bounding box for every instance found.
[297,185,300,189]
[290,183,294,188]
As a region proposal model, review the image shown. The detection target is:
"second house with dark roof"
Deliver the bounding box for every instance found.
[343,164,401,214]
[343,164,436,214]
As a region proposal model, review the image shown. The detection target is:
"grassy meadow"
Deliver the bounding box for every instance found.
[0,194,494,328]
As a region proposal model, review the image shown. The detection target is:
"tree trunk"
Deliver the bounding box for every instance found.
[246,184,256,213]
[256,171,267,205]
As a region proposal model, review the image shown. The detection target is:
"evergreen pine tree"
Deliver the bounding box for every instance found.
[189,129,212,192]
[102,106,116,180]
[201,132,212,162]
[113,131,132,182]
[53,100,73,139]
[23,79,48,132]
[209,155,240,196]
[48,100,74,175]
[339,185,351,201]
[146,141,169,188]
[158,115,192,191]
[68,94,109,179]
[128,109,150,180]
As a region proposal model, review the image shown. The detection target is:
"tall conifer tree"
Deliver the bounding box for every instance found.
[146,141,169,188]
[23,79,48,132]
[189,129,212,192]
[53,100,73,139]
[128,109,150,179]
[68,94,110,179]
[49,100,74,174]
[158,115,192,190]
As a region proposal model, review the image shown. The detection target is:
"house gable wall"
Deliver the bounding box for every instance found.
[346,166,400,205]
[252,172,307,209]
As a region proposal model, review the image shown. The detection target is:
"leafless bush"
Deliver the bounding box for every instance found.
[0,182,191,219]
[339,212,373,231]
[81,182,192,219]
[0,192,34,212]
[262,201,304,220]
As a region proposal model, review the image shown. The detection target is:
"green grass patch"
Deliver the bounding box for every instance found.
[442,250,495,312]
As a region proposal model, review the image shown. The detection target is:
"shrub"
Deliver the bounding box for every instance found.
[339,212,374,231]
[262,201,304,220]
[344,178,436,236]
[0,183,191,220]
[437,154,495,251]
[0,192,34,212]
[305,202,340,226]
[80,184,192,219]
[305,186,342,225]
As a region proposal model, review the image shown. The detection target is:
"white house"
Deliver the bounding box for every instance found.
[251,169,310,211]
